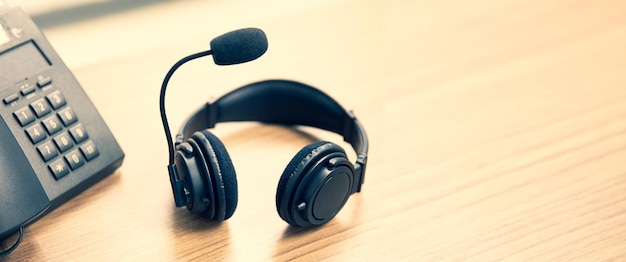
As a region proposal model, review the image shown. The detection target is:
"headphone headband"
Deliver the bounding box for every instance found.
[176,79,368,189]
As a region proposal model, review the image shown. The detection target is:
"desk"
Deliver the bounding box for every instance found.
[2,0,626,260]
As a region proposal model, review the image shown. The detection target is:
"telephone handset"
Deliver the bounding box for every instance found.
[0,4,124,240]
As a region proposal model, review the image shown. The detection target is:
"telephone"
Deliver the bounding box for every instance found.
[0,4,124,240]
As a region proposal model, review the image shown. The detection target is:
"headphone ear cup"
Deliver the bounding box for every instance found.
[192,130,238,220]
[277,141,349,227]
[181,139,216,218]
[276,141,329,206]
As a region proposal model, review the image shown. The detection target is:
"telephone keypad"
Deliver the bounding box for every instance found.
[8,76,99,180]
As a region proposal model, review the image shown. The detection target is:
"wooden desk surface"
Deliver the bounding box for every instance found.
[2,0,626,260]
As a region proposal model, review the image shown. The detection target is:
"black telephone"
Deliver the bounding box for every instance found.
[0,4,124,240]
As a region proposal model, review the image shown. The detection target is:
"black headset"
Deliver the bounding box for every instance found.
[160,28,369,227]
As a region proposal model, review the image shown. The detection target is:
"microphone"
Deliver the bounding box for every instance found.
[159,28,268,206]
[211,28,268,65]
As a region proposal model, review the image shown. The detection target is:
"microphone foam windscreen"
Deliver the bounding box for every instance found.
[210,28,268,65]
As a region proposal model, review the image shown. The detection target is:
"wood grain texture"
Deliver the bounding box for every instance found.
[2,0,626,260]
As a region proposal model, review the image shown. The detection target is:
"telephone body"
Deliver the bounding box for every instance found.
[0,4,124,240]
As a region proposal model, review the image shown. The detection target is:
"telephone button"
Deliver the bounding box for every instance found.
[37,141,59,162]
[37,75,52,87]
[49,158,70,180]
[30,98,52,117]
[69,124,89,143]
[46,90,66,109]
[42,115,63,135]
[20,83,36,96]
[3,93,18,104]
[80,140,99,161]
[53,132,74,152]
[25,124,47,144]
[58,107,77,126]
[65,150,86,170]
[13,107,35,126]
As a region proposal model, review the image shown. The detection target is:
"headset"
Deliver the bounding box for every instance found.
[160,28,369,227]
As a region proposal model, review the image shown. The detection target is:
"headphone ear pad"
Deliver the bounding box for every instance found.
[276,141,328,202]
[276,141,346,226]
[193,130,238,220]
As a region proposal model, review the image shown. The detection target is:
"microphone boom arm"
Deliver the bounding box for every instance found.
[160,50,213,165]
[160,50,213,207]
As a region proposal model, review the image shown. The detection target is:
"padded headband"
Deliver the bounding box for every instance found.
[176,79,368,184]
